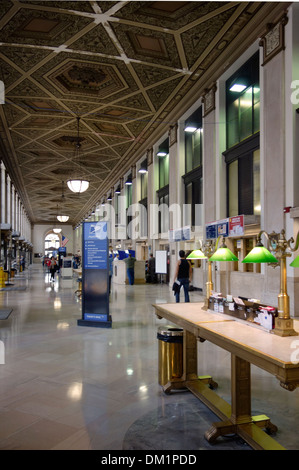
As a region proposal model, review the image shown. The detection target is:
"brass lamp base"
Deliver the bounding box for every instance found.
[274,318,298,337]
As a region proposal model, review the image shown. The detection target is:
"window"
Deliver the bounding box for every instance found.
[115,192,120,225]
[225,52,260,219]
[225,136,260,217]
[158,153,169,189]
[183,167,202,227]
[157,187,169,234]
[226,52,259,149]
[126,177,132,239]
[184,107,203,173]
[139,197,147,238]
[140,171,147,200]
[156,139,169,233]
[45,233,60,257]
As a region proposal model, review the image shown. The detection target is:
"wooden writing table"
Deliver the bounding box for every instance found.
[153,302,299,450]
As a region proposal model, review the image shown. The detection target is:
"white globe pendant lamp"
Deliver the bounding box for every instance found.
[67,117,89,194]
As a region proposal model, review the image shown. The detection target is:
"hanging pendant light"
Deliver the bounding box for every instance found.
[53,204,62,233]
[67,117,89,193]
[57,181,69,222]
[57,215,69,223]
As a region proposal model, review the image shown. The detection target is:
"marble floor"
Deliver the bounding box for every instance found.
[0,264,299,451]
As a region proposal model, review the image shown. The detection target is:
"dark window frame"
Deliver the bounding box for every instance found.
[226,51,259,149]
[183,167,202,227]
[223,133,260,217]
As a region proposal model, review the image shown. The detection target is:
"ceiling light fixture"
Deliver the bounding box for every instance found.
[53,204,62,233]
[157,150,167,157]
[67,117,89,193]
[138,159,148,173]
[184,126,198,133]
[57,181,69,223]
[229,78,248,93]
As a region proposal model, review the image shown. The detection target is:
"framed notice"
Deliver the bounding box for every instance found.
[77,221,112,328]
[155,250,167,274]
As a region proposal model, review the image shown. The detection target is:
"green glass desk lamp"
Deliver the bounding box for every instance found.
[243,229,299,337]
[187,238,238,309]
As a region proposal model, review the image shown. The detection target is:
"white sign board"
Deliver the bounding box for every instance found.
[155,250,167,274]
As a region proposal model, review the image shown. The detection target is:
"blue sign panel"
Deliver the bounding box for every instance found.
[217,220,229,237]
[78,221,112,328]
[206,224,217,239]
[206,219,229,239]
[83,222,108,269]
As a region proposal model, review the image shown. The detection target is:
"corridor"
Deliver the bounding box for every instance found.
[0,265,298,450]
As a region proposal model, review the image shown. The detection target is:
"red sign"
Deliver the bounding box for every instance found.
[229,215,244,237]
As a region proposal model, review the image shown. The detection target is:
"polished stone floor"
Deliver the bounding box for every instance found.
[0,264,299,451]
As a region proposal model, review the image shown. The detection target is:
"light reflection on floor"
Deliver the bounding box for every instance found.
[0,264,298,450]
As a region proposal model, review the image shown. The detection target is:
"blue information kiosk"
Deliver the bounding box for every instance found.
[77,221,112,328]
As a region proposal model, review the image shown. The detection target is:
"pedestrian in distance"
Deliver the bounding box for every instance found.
[50,256,57,282]
[148,253,157,283]
[173,250,192,303]
[124,253,136,285]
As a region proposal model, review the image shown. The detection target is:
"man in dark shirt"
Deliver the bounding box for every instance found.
[124,254,136,285]
[173,250,192,302]
[148,253,156,283]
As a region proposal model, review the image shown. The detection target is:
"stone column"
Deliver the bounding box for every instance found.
[1,162,6,224]
[168,123,180,284]
[202,85,217,226]
[259,13,291,309]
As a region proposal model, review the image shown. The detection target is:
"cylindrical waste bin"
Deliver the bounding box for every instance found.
[157,326,183,386]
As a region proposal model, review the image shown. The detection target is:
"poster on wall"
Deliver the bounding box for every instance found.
[77,221,112,328]
[155,250,167,274]
[206,215,244,239]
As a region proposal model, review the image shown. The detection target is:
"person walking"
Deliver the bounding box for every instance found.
[49,256,57,282]
[173,250,192,303]
[124,253,136,285]
[148,253,156,283]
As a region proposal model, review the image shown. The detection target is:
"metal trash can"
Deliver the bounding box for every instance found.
[157,326,183,386]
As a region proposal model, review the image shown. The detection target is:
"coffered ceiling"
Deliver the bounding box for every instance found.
[0,1,289,226]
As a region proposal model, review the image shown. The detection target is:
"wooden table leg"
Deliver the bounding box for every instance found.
[204,355,283,450]
[231,354,252,424]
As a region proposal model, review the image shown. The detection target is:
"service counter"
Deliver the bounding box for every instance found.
[153,302,299,450]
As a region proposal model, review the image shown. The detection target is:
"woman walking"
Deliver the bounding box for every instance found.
[50,256,57,282]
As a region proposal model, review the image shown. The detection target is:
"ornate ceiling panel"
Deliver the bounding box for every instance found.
[0,1,289,226]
